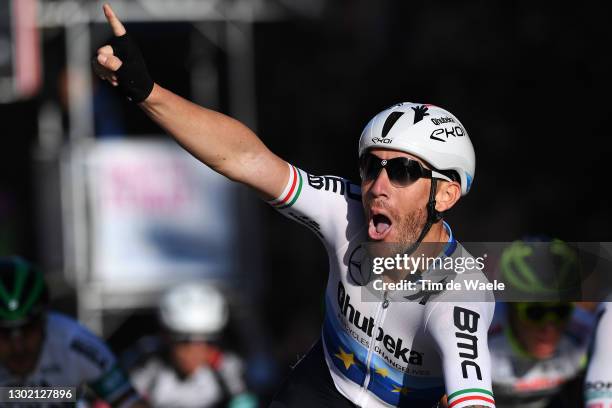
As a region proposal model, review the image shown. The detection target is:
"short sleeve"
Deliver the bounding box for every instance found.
[67,322,139,406]
[426,301,496,408]
[267,163,363,251]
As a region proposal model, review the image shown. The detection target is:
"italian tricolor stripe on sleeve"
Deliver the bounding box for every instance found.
[268,163,303,209]
[447,388,495,408]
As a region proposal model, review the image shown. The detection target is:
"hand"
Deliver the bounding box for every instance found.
[92,3,154,102]
[93,4,126,87]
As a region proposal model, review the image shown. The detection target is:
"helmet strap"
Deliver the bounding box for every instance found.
[404,179,443,257]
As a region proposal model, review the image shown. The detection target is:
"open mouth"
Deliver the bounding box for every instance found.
[369,213,393,241]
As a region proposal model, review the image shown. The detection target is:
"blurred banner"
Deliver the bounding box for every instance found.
[0,0,41,102]
[84,139,238,286]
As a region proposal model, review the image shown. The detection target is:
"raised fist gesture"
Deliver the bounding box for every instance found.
[93,4,154,102]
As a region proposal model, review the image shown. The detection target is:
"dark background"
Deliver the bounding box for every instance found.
[1,0,611,401]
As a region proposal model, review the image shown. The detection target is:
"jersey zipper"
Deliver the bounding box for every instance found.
[358,290,390,406]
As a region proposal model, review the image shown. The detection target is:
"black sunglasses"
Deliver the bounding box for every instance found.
[359,153,452,187]
[516,303,574,325]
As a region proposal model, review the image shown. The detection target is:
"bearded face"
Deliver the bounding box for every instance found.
[361,149,432,246]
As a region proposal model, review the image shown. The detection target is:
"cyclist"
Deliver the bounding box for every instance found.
[0,256,147,408]
[128,283,257,408]
[584,301,612,407]
[93,4,496,407]
[489,239,595,408]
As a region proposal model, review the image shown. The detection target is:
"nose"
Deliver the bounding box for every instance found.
[367,167,392,198]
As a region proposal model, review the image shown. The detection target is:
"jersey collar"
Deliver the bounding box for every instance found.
[442,221,457,257]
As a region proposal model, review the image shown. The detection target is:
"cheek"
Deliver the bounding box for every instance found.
[24,331,44,353]
[397,182,430,211]
[172,345,190,360]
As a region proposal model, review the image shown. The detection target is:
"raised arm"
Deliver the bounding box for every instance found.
[93,4,287,199]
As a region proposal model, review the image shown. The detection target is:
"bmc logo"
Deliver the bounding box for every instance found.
[307,174,361,200]
[453,306,482,380]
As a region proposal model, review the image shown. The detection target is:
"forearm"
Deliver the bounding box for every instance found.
[139,84,285,197]
[141,85,265,179]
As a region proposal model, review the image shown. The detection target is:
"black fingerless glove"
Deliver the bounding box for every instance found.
[109,34,154,103]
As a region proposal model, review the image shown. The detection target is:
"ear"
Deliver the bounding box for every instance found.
[435,180,461,212]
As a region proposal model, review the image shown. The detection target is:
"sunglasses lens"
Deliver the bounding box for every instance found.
[359,155,380,181]
[360,155,425,187]
[388,158,423,187]
[552,305,572,320]
[386,161,410,186]
[523,304,573,323]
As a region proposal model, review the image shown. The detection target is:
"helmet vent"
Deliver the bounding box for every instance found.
[381,111,404,138]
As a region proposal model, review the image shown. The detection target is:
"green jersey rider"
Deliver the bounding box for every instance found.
[0,256,148,408]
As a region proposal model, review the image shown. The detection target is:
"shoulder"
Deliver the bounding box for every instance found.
[217,352,244,371]
[269,166,365,248]
[47,312,116,372]
[211,351,247,395]
[130,355,169,380]
[562,307,597,348]
[271,165,362,210]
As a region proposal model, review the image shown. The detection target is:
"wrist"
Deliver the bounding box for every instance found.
[139,83,163,106]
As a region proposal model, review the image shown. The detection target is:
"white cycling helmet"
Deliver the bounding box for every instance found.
[159,282,229,339]
[358,102,475,195]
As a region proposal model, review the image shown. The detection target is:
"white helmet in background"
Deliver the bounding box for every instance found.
[358,102,475,195]
[159,282,229,340]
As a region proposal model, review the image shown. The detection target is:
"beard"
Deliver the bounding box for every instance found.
[394,206,427,246]
[365,196,428,245]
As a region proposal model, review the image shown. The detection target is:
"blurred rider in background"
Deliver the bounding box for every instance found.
[488,239,595,408]
[0,256,147,408]
[584,300,612,408]
[128,283,257,408]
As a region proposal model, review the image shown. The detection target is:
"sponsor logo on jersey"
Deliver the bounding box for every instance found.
[287,211,323,239]
[70,338,110,370]
[337,282,423,366]
[307,174,361,200]
[586,381,612,391]
[585,380,612,401]
[453,306,482,380]
[348,245,371,286]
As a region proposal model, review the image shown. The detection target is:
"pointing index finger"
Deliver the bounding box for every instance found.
[103,3,126,37]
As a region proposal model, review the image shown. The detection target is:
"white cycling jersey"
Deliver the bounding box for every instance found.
[0,312,137,407]
[268,164,496,408]
[489,303,594,408]
[130,349,248,408]
[585,302,612,408]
